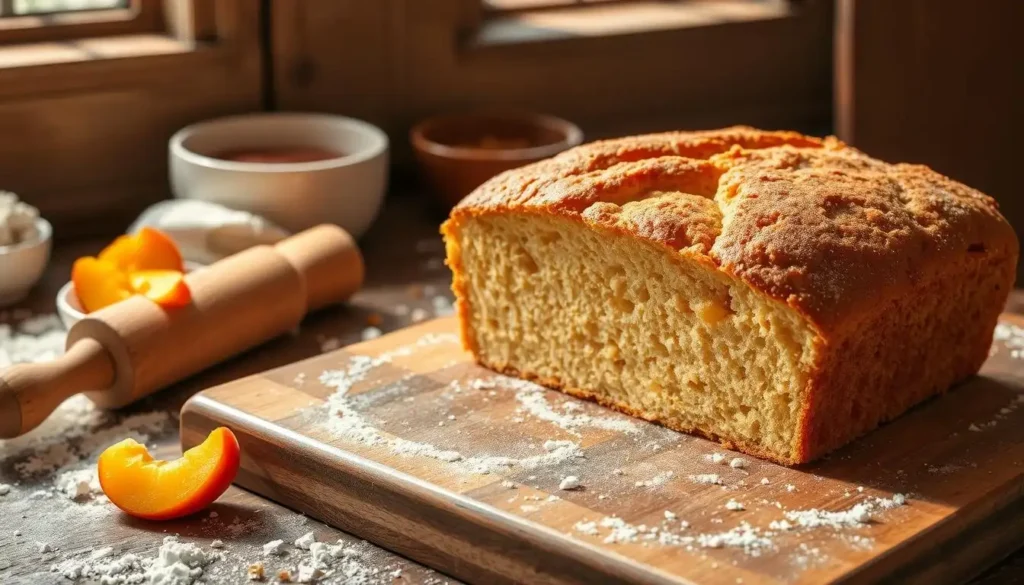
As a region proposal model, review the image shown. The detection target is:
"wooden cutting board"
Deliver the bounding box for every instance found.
[181,316,1024,585]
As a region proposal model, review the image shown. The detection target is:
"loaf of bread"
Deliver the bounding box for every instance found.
[441,127,1018,465]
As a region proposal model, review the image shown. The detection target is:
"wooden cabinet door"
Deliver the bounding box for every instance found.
[835,0,1024,241]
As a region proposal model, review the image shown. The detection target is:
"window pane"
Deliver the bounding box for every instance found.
[8,0,128,16]
[485,0,629,10]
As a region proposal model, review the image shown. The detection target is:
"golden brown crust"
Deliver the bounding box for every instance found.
[447,126,1019,334]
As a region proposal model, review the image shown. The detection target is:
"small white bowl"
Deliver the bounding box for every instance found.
[57,261,203,329]
[55,280,85,330]
[169,112,389,239]
[0,218,52,308]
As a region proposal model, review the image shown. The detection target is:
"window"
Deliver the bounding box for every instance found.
[0,0,162,46]
[484,0,633,11]
[475,0,796,44]
[0,0,262,239]
[2,0,129,16]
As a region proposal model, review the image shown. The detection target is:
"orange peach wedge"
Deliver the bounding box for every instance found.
[99,227,185,273]
[72,257,133,314]
[98,427,240,521]
[129,270,192,309]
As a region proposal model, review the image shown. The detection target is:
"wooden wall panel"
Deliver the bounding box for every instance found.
[272,0,833,165]
[836,0,1024,239]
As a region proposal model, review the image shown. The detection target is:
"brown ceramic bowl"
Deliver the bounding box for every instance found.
[411,111,583,209]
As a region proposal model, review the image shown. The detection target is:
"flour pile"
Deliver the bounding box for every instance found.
[52,536,219,585]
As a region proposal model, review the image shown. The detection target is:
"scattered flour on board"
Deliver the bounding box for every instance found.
[320,333,585,474]
[961,384,1024,432]
[502,376,639,436]
[573,521,599,536]
[598,517,644,545]
[573,515,775,556]
[784,495,907,529]
[729,458,748,469]
[442,372,640,436]
[634,471,674,488]
[569,492,910,563]
[791,542,828,569]
[696,523,772,554]
[690,474,723,486]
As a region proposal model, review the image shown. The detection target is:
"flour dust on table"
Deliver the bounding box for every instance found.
[1,312,452,585]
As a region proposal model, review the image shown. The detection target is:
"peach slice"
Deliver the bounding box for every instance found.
[98,427,240,521]
[72,257,133,313]
[99,227,184,273]
[129,270,192,309]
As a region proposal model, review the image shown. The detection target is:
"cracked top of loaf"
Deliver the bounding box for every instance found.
[449,127,1019,332]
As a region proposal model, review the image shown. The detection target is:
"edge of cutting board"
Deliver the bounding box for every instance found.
[181,396,690,585]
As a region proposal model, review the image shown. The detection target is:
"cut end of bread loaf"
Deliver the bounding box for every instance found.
[450,213,818,462]
[443,126,1019,465]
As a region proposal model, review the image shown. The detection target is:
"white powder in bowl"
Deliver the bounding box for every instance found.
[0,191,40,247]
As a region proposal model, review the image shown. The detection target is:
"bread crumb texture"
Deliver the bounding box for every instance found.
[442,126,1019,465]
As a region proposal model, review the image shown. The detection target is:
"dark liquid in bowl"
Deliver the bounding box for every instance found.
[212,147,343,164]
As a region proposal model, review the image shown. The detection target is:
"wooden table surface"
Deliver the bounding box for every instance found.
[1,192,1022,585]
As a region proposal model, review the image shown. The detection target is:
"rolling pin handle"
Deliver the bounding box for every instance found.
[0,338,116,439]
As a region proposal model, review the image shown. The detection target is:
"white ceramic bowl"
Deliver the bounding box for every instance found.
[169,113,389,239]
[0,218,52,307]
[56,261,203,329]
[56,280,86,330]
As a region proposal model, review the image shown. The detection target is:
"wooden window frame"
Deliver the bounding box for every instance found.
[0,1,162,45]
[270,0,832,167]
[0,0,261,239]
[482,0,640,13]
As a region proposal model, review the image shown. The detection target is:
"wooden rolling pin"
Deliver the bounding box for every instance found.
[0,224,364,439]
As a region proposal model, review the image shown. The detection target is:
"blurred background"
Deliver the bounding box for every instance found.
[0,0,1021,257]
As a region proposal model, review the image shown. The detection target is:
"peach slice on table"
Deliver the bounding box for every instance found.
[99,227,185,273]
[71,257,133,313]
[98,427,240,521]
[129,270,192,309]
